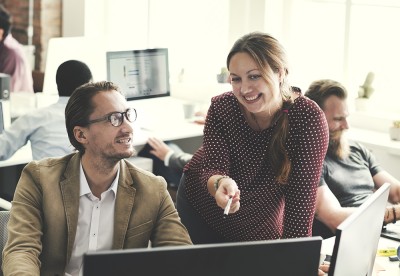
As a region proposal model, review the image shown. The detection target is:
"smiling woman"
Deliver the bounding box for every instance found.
[176,32,329,246]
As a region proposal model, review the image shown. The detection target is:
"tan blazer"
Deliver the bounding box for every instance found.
[2,153,192,276]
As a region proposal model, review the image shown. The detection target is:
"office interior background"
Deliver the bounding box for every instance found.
[2,0,400,132]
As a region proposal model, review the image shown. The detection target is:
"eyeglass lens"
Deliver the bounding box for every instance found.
[110,109,136,126]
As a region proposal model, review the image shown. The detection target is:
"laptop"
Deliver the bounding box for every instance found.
[83,237,322,276]
[328,182,390,276]
[381,216,400,242]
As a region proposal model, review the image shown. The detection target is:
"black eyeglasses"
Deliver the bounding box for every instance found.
[86,108,137,127]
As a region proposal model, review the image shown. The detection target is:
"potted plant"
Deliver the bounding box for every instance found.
[355,72,375,111]
[216,67,229,83]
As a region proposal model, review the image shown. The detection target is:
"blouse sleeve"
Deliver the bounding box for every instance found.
[197,97,231,187]
[282,100,329,238]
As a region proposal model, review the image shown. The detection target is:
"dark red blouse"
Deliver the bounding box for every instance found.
[183,92,328,241]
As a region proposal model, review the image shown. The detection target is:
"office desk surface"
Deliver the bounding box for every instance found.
[0,143,32,168]
[322,236,400,275]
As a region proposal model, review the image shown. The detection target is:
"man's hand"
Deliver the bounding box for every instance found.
[147,137,172,161]
[318,262,329,275]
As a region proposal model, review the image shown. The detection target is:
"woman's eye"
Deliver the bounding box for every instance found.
[249,74,261,80]
[231,77,240,82]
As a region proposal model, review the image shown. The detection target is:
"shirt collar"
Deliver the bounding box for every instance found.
[79,161,120,197]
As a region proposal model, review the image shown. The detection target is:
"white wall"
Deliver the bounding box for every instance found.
[60,0,270,96]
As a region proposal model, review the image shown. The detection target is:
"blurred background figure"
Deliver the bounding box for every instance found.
[0,60,93,161]
[0,4,33,93]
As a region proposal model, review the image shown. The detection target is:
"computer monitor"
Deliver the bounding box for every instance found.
[328,182,390,276]
[83,237,322,276]
[106,48,170,101]
[0,101,4,134]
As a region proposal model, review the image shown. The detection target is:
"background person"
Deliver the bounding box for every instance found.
[304,79,400,237]
[2,81,192,276]
[0,4,33,93]
[0,59,93,160]
[176,32,329,244]
[139,112,206,188]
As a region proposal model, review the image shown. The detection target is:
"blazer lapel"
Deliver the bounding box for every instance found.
[113,160,136,249]
[59,153,81,263]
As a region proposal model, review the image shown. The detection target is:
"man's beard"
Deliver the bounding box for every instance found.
[328,130,350,159]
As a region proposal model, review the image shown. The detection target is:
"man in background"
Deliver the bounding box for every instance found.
[139,112,206,188]
[0,4,33,93]
[0,59,93,160]
[304,79,400,237]
[2,81,192,275]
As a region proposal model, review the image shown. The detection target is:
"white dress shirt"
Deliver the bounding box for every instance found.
[65,162,119,276]
[0,97,73,160]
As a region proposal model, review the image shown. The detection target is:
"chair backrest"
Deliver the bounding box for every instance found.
[0,199,11,211]
[0,211,10,275]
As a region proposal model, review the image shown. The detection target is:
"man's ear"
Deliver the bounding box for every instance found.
[73,126,87,143]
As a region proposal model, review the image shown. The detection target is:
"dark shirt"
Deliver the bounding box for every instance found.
[320,140,382,207]
[183,92,329,241]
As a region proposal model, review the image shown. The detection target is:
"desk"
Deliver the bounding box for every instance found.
[321,236,400,275]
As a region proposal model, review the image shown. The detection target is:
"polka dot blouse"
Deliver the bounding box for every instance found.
[183,92,329,241]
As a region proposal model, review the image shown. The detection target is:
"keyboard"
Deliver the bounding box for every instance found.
[381,223,400,242]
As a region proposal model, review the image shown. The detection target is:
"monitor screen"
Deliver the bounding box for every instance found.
[83,237,322,276]
[328,182,390,276]
[106,48,170,101]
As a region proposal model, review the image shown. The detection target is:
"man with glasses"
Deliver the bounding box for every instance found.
[2,81,192,276]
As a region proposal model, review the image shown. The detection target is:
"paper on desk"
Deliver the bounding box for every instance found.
[321,237,336,256]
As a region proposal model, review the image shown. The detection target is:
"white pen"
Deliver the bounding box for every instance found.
[224,196,233,217]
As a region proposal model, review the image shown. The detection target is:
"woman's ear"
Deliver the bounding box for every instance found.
[279,69,286,84]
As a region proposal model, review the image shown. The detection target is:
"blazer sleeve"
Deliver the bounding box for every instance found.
[149,176,193,246]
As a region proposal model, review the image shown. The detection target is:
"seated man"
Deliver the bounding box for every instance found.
[0,60,93,160]
[139,112,206,188]
[2,81,192,275]
[304,79,400,236]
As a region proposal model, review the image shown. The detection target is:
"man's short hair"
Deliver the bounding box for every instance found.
[0,4,11,39]
[65,81,122,154]
[304,79,348,109]
[56,60,93,97]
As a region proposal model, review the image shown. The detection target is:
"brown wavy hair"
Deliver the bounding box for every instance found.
[227,32,294,184]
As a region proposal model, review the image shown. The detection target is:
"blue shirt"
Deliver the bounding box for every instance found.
[0,97,73,160]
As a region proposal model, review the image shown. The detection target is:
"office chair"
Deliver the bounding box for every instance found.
[0,198,11,211]
[0,210,10,275]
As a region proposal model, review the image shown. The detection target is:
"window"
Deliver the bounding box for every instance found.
[283,0,400,116]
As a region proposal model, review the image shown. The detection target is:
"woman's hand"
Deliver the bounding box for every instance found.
[215,177,241,214]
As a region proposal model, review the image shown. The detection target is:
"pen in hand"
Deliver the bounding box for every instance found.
[224,196,233,217]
